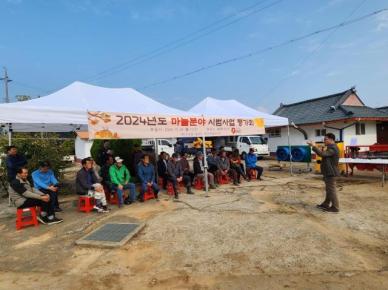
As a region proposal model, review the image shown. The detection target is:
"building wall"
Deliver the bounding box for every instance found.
[75,137,93,160]
[268,121,377,153]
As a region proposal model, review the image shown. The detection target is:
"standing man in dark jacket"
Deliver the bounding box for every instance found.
[167,153,192,198]
[157,152,168,189]
[137,154,159,201]
[5,146,27,182]
[307,133,340,213]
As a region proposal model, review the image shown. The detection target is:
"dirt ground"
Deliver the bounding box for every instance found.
[0,161,387,290]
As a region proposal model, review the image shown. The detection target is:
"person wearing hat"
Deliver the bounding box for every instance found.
[109,156,137,206]
[167,153,192,198]
[32,160,62,212]
[245,148,264,180]
[193,152,216,189]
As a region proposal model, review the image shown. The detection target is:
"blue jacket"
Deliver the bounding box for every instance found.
[32,169,58,190]
[6,154,27,181]
[137,163,156,184]
[245,153,257,168]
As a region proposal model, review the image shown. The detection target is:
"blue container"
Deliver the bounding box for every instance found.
[276,147,290,161]
[291,147,308,162]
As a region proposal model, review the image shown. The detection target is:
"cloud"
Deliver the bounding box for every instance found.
[326,70,341,77]
[376,10,388,31]
[256,106,269,113]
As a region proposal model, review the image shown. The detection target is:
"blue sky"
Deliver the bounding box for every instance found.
[1,0,388,112]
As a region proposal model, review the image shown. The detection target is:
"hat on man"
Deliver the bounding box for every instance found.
[115,156,124,163]
[196,151,203,157]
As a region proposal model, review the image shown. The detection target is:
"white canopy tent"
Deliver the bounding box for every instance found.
[189,97,292,175]
[0,81,186,132]
[188,97,288,127]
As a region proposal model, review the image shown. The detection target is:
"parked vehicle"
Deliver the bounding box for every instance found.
[141,139,175,157]
[210,135,269,158]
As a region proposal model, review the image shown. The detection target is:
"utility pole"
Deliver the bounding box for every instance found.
[0,67,12,103]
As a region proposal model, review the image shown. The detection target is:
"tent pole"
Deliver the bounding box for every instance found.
[154,138,158,180]
[8,123,12,146]
[202,115,209,196]
[287,124,293,175]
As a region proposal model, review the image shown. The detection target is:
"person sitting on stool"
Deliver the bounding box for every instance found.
[137,154,159,202]
[32,161,62,212]
[10,167,63,225]
[245,148,263,180]
[167,153,193,199]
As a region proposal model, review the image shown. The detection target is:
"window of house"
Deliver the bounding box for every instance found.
[268,128,281,137]
[356,123,366,135]
[315,129,326,137]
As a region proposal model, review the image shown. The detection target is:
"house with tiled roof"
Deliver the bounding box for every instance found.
[267,88,388,153]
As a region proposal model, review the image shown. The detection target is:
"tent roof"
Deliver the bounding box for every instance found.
[189,97,288,128]
[0,81,185,132]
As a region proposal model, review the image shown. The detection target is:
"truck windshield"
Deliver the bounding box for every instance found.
[249,137,266,144]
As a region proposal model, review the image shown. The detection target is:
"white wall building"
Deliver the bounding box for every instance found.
[268,88,388,154]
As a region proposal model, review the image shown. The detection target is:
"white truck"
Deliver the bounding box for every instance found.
[141,138,175,157]
[217,135,269,158]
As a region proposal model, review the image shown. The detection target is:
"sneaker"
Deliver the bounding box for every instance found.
[323,206,339,213]
[37,215,48,225]
[93,205,101,211]
[316,204,329,210]
[102,206,110,213]
[47,217,63,225]
[210,185,217,189]
[174,194,179,200]
[186,188,194,194]
[54,207,63,212]
[124,199,133,205]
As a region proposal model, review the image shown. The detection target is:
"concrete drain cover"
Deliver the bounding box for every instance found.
[76,223,145,248]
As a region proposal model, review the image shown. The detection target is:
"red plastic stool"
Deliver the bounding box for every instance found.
[144,185,155,201]
[78,196,95,213]
[194,177,204,190]
[16,207,39,230]
[166,181,175,196]
[158,177,164,187]
[218,174,230,185]
[249,169,257,179]
[109,191,119,205]
[103,185,111,203]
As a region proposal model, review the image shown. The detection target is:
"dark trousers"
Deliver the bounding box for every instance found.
[323,176,339,210]
[140,182,159,198]
[18,198,54,217]
[112,183,136,204]
[231,165,247,181]
[160,173,168,189]
[227,169,238,183]
[167,175,191,194]
[39,188,60,209]
[183,171,195,183]
[246,166,263,179]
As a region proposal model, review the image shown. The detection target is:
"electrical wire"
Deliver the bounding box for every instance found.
[139,8,387,90]
[85,0,283,82]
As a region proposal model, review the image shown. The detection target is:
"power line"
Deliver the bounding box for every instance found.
[85,0,283,82]
[139,8,387,90]
[261,0,368,99]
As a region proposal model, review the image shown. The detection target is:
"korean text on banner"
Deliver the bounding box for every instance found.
[87,112,265,139]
